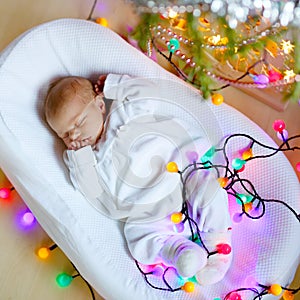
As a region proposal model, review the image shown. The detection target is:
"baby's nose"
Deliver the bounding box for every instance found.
[69,128,80,140]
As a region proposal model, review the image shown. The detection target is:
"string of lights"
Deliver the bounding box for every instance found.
[87,0,98,20]
[134,120,300,299]
[148,26,296,103]
[0,118,299,298]
[38,243,96,300]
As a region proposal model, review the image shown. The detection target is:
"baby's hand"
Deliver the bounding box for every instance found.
[94,74,107,95]
[68,138,92,151]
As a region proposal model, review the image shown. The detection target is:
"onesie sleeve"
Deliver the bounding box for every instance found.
[103,74,157,102]
[63,146,104,199]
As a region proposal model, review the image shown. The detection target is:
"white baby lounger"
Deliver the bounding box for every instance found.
[0,18,299,300]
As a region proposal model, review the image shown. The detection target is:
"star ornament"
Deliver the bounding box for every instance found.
[283,69,295,82]
[280,40,295,54]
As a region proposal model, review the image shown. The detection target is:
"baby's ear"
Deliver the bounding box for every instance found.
[95,94,106,113]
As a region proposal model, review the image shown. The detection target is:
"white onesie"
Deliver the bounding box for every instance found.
[64,74,231,264]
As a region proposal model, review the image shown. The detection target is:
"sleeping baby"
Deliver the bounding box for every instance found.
[44,73,232,285]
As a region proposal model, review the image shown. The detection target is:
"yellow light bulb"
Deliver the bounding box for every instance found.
[166,162,179,173]
[171,212,183,224]
[269,284,283,296]
[242,148,253,160]
[95,17,108,27]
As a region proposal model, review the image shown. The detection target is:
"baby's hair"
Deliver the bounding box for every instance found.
[45,76,96,122]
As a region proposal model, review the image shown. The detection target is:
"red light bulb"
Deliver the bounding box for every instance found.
[228,292,242,300]
[0,187,11,199]
[268,69,283,82]
[216,243,231,255]
[237,165,245,173]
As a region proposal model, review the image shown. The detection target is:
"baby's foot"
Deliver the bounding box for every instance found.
[160,236,207,278]
[196,230,232,285]
[196,251,232,285]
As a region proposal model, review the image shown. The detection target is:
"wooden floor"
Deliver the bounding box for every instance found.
[0,1,299,299]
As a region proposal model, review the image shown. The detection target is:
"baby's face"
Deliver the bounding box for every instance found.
[48,94,106,150]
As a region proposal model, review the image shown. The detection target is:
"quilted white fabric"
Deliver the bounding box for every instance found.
[0,18,299,300]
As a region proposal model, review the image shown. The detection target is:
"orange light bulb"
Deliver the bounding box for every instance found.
[244,203,253,213]
[283,290,295,300]
[181,281,195,293]
[217,177,229,188]
[211,93,224,105]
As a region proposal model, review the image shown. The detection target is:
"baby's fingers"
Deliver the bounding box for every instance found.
[81,138,92,147]
[69,141,80,150]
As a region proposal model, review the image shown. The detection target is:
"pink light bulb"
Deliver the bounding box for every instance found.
[16,209,37,230]
[152,264,165,276]
[273,120,286,133]
[186,151,199,163]
[173,222,185,233]
[296,162,300,172]
[22,212,35,225]
[233,213,243,223]
[253,74,269,85]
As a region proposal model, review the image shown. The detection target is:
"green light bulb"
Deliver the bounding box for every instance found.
[201,146,216,164]
[232,158,246,170]
[56,272,73,287]
[236,193,247,205]
[168,38,180,53]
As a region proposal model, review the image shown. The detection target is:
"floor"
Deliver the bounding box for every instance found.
[0,0,299,299]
